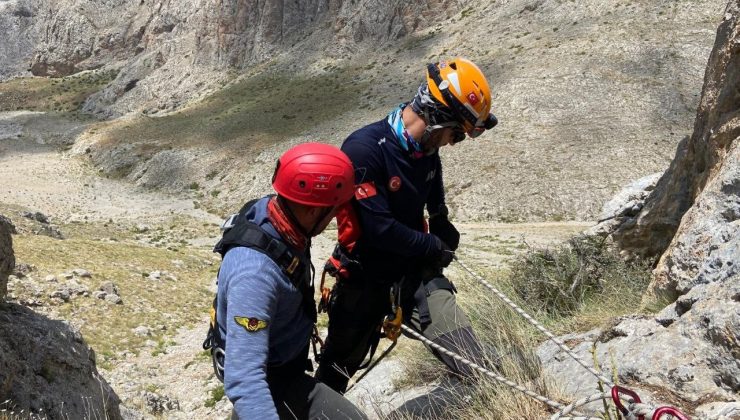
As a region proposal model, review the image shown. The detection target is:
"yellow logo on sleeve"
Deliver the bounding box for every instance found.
[234,316,268,332]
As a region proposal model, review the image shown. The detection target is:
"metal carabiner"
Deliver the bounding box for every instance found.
[652,406,689,420]
[611,385,644,420]
[382,281,403,342]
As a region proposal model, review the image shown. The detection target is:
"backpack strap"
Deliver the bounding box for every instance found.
[214,201,314,320]
[215,215,308,290]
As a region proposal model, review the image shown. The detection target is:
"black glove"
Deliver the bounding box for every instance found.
[429,215,460,251]
[431,235,455,268]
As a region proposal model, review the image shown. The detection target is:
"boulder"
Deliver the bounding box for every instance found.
[0,303,122,418]
[0,214,15,302]
[587,172,662,238]
[22,211,49,224]
[539,276,739,416]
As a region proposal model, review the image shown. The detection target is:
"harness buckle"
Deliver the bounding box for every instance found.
[220,214,238,232]
[286,256,300,274]
[212,347,225,382]
[382,282,403,342]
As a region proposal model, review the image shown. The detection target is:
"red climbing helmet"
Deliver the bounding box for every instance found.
[272,143,355,207]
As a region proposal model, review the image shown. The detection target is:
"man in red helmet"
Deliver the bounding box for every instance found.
[316,58,499,393]
[204,143,367,419]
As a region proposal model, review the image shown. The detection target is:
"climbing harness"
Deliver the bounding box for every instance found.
[203,198,315,382]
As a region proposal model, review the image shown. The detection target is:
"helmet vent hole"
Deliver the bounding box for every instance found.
[449,62,457,70]
[336,182,343,189]
[299,181,306,189]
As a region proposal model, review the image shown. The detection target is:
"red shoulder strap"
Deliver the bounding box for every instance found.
[336,201,361,252]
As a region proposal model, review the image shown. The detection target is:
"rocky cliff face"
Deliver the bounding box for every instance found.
[544,2,740,418]
[2,0,457,116]
[0,303,123,419]
[610,0,740,301]
[0,0,37,81]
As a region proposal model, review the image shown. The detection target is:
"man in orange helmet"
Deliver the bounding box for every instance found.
[316,58,499,393]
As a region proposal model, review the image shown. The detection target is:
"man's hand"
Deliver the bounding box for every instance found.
[431,235,455,268]
[429,215,460,251]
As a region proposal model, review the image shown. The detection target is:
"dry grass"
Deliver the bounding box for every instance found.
[9,217,218,363]
[509,235,652,319]
[91,66,371,178]
[0,70,116,113]
[386,235,654,419]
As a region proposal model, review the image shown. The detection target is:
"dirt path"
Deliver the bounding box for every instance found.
[0,111,220,225]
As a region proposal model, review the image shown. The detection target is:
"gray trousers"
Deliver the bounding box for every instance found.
[315,273,490,393]
[231,371,367,420]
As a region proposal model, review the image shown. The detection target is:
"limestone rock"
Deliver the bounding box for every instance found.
[99,280,119,295]
[538,275,739,415]
[695,401,740,419]
[546,5,740,415]
[587,172,662,238]
[611,0,740,293]
[0,214,15,302]
[22,210,49,224]
[0,0,37,81]
[133,325,151,337]
[2,0,457,116]
[72,268,92,278]
[0,303,122,418]
[142,391,180,414]
[34,224,64,239]
[105,293,123,305]
[12,262,35,277]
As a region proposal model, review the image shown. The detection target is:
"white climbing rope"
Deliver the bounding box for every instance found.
[453,257,615,387]
[400,324,601,420]
[452,257,678,420]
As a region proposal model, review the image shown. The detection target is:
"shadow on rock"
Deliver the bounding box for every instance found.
[0,302,122,419]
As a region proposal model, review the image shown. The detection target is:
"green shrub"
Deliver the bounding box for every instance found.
[509,235,651,318]
[204,385,225,408]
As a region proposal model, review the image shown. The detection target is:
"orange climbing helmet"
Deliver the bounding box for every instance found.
[426,57,498,138]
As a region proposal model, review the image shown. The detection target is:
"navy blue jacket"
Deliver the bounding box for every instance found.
[341,118,445,281]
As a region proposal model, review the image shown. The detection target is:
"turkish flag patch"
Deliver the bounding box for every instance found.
[388,176,402,192]
[467,92,479,106]
[354,182,377,200]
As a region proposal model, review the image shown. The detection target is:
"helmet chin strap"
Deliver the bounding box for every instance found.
[278,195,333,239]
[417,108,449,155]
[277,196,311,239]
[308,207,334,237]
[419,125,438,154]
